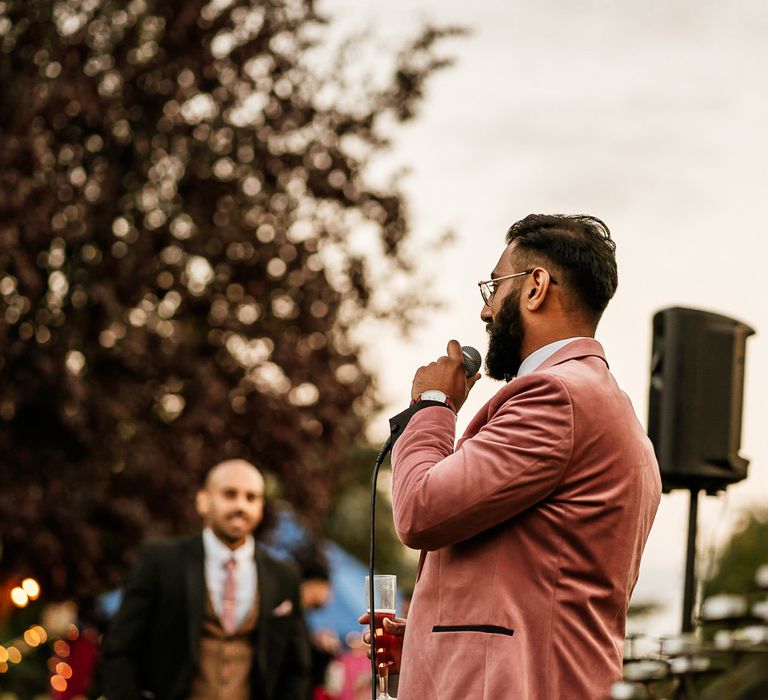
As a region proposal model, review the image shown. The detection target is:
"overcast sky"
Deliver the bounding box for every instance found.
[320,0,768,636]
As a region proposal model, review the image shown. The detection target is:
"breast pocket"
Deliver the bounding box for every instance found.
[432,624,514,637]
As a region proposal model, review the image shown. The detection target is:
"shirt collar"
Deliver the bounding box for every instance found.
[516,337,588,378]
[202,527,255,566]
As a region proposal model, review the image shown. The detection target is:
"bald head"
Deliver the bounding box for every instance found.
[203,459,264,491]
[197,459,266,550]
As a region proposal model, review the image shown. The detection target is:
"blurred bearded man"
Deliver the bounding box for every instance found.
[101,459,310,700]
[383,214,661,699]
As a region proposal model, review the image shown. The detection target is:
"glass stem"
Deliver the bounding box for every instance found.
[377,664,389,698]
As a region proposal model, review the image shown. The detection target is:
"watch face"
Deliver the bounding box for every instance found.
[420,390,447,403]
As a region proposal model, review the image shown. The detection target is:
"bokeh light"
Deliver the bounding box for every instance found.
[53,640,70,657]
[23,629,41,647]
[51,674,68,692]
[10,587,28,607]
[56,661,73,679]
[22,577,41,599]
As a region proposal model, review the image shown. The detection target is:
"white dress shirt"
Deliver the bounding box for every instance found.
[202,527,258,629]
[516,337,588,378]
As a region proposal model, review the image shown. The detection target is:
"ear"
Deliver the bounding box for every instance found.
[524,268,553,311]
[195,490,209,519]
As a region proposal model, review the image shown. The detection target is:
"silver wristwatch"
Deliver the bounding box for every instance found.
[419,389,448,404]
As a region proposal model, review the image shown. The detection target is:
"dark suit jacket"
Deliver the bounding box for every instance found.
[100,534,310,700]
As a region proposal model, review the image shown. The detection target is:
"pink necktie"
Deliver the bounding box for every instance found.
[222,558,237,635]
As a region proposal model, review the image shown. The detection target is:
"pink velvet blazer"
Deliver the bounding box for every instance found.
[391,339,661,699]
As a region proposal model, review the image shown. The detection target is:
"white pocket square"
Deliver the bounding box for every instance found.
[272,599,293,617]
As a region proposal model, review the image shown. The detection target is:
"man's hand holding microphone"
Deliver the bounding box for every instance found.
[410,339,482,412]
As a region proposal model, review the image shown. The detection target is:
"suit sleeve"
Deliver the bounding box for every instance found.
[100,542,160,700]
[391,373,574,551]
[272,563,311,700]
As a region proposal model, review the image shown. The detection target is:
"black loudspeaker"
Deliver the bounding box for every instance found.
[648,307,755,494]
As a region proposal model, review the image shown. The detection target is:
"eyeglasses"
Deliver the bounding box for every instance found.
[478,269,558,306]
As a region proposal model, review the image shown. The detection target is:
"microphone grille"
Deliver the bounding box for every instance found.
[461,345,482,376]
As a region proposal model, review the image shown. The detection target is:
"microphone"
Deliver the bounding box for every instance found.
[461,345,482,376]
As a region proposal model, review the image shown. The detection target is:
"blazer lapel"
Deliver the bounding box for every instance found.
[184,534,206,660]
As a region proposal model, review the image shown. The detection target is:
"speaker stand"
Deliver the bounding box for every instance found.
[681,488,701,633]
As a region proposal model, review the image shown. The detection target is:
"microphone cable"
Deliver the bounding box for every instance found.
[367,344,480,699]
[369,434,394,700]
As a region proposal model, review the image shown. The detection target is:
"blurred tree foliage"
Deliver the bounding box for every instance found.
[0,0,461,601]
[697,510,768,699]
[703,509,768,598]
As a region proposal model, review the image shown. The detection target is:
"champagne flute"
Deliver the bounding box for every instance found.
[365,574,397,700]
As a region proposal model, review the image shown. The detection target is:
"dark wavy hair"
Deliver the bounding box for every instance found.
[506,214,618,320]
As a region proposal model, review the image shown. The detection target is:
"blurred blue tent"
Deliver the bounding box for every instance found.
[262,504,404,645]
[304,540,369,642]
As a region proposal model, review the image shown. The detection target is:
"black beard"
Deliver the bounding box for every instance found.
[485,288,524,381]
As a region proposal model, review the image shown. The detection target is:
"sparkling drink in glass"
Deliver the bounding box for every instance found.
[365,574,397,700]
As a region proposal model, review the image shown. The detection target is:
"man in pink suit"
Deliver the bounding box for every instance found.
[385,215,661,699]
